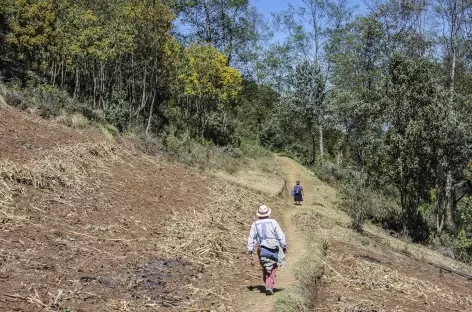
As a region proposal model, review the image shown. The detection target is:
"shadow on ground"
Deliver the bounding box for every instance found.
[247,285,284,294]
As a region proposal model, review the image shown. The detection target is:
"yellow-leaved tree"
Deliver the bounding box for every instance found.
[6,0,56,67]
[178,43,242,141]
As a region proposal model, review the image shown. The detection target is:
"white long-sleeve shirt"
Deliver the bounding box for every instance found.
[247,218,286,252]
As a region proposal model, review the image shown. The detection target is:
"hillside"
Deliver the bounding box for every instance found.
[2,101,472,312]
[276,158,472,312]
[0,102,285,311]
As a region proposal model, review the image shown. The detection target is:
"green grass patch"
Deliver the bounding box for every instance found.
[274,233,325,312]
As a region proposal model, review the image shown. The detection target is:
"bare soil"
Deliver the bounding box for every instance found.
[0,104,279,311]
[3,102,472,312]
[0,104,99,162]
[316,241,472,311]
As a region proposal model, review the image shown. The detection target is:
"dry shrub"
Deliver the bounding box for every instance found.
[0,178,25,224]
[56,111,89,129]
[99,123,119,140]
[0,84,26,108]
[0,89,7,106]
[161,180,271,265]
[0,178,13,211]
[0,142,117,190]
[292,210,320,232]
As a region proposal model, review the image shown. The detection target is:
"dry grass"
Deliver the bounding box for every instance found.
[210,155,285,197]
[315,241,472,312]
[363,223,472,273]
[211,169,285,197]
[0,89,6,107]
[274,229,326,312]
[56,111,89,129]
[0,142,119,231]
[160,180,279,265]
[159,154,286,265]
[159,155,287,264]
[334,252,471,305]
[0,178,18,223]
[0,142,117,190]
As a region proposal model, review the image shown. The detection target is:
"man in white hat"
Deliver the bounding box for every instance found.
[247,204,287,295]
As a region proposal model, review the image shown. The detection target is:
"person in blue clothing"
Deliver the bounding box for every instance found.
[292,180,303,205]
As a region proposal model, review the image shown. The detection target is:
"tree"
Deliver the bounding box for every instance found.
[177,43,242,142]
[4,0,178,132]
[287,62,326,164]
[6,0,56,67]
[236,80,279,142]
[176,0,263,66]
[433,0,472,234]
[329,16,386,173]
[272,0,353,164]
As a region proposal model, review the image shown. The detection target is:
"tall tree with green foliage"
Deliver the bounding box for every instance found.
[176,43,242,143]
[271,0,353,163]
[176,0,263,66]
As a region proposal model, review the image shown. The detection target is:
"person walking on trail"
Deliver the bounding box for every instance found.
[292,180,304,205]
[247,205,287,296]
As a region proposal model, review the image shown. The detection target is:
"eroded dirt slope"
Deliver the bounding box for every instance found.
[316,241,472,311]
[0,104,284,312]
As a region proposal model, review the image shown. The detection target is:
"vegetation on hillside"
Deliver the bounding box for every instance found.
[2,0,472,263]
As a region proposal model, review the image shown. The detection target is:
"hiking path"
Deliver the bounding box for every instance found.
[237,156,337,311]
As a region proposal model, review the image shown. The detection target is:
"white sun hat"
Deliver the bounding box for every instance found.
[256,205,271,217]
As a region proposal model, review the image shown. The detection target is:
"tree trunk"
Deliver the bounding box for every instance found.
[307,120,316,164]
[319,123,324,164]
[50,61,55,85]
[400,186,408,235]
[445,170,454,230]
[74,67,79,99]
[141,67,147,112]
[309,1,320,64]
[449,47,456,106]
[145,92,156,135]
[93,70,97,109]
[436,170,454,235]
[60,58,65,87]
[204,1,212,43]
[436,183,445,235]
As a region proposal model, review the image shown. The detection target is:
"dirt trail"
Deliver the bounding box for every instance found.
[239,156,328,311]
[238,155,472,312]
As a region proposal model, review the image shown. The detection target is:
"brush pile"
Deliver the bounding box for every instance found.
[0,177,15,222]
[0,142,117,190]
[161,180,282,265]
[0,142,118,228]
[292,209,320,232]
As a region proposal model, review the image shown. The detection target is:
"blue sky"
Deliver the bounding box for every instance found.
[252,0,367,19]
[252,0,368,42]
[176,1,369,42]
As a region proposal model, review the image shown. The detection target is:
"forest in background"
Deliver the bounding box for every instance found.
[2,0,472,263]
